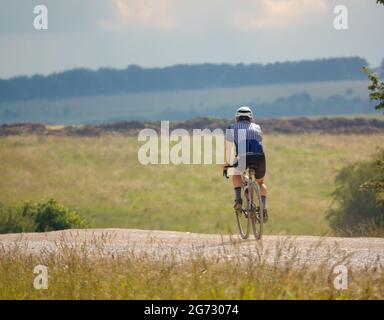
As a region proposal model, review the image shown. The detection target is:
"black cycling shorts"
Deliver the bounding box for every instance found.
[234,153,266,180]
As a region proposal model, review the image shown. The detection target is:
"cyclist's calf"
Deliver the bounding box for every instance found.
[256,178,267,197]
[232,175,243,188]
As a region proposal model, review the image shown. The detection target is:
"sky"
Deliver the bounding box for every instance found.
[0,0,383,79]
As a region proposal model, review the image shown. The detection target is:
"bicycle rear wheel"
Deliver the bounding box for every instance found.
[249,181,263,240]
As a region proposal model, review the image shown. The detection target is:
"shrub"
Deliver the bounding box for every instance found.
[327,150,384,236]
[0,204,34,233]
[0,199,87,234]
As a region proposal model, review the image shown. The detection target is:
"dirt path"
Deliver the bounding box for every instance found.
[1,229,383,269]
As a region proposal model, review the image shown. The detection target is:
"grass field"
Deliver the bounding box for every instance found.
[1,133,383,236]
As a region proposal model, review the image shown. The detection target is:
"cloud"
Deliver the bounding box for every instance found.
[101,0,177,30]
[231,0,328,30]
[101,0,329,31]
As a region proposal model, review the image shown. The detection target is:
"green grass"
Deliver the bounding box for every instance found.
[1,133,383,235]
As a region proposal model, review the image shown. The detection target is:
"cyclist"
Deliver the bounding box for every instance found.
[223,106,268,221]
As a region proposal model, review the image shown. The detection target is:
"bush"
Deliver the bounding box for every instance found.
[0,204,34,233]
[0,199,87,234]
[327,150,384,236]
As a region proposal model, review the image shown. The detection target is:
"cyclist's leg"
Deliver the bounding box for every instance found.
[233,174,242,188]
[255,154,268,218]
[256,178,268,221]
[233,173,243,210]
[256,177,267,198]
[232,159,243,211]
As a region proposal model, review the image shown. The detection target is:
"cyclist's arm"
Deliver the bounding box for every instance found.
[256,124,263,141]
[225,125,235,166]
[225,140,234,166]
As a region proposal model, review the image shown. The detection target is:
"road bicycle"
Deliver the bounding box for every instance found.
[223,161,264,240]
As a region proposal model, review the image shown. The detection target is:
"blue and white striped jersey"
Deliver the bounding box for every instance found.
[225,121,264,156]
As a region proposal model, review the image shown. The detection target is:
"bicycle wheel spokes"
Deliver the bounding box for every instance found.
[250,181,263,240]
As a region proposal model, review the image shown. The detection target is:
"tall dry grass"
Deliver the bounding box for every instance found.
[0,235,383,300]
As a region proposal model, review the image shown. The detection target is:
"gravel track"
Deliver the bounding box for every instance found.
[1,229,383,269]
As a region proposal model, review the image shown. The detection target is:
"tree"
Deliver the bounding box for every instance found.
[368,0,384,110]
[363,67,384,111]
[361,152,384,201]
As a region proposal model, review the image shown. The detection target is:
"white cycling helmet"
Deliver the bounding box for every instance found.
[235,106,253,120]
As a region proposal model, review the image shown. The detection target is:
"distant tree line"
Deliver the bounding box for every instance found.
[0,94,374,125]
[153,94,374,121]
[0,57,369,102]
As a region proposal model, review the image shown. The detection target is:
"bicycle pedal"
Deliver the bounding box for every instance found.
[250,205,258,214]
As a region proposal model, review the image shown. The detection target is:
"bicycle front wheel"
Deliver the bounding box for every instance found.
[235,204,250,240]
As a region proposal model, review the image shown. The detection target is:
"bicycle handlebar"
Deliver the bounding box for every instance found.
[223,164,234,179]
